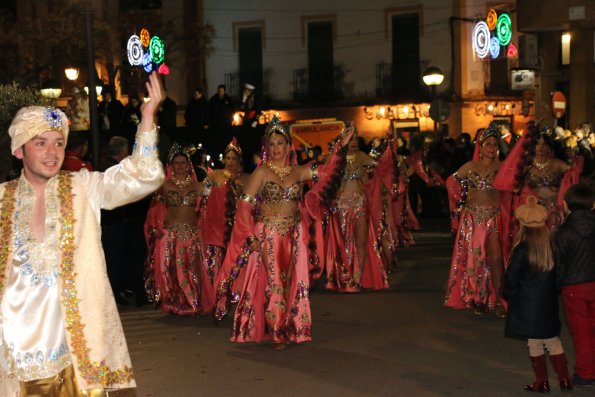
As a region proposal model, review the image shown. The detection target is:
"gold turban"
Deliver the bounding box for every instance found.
[8,106,69,154]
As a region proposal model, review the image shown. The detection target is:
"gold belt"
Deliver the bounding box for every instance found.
[259,212,299,236]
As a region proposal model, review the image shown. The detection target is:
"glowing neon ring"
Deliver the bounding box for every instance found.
[496,13,512,46]
[486,9,498,30]
[158,63,170,75]
[149,36,165,64]
[507,43,518,57]
[489,37,501,59]
[140,28,151,47]
[472,21,490,58]
[127,35,143,66]
[142,52,153,73]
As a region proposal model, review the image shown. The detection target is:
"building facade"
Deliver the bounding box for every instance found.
[13,1,589,144]
[202,0,535,142]
[516,0,594,129]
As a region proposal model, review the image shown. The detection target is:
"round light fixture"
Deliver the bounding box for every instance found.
[472,21,490,58]
[64,68,79,81]
[486,9,498,30]
[422,66,445,86]
[127,34,143,66]
[489,37,501,58]
[496,13,512,46]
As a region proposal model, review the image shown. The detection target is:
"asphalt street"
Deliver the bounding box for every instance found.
[119,218,592,397]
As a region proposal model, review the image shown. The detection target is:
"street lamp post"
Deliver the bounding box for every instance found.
[423,67,445,131]
[84,0,101,168]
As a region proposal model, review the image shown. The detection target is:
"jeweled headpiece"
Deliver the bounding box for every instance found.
[536,124,554,138]
[8,106,69,154]
[265,115,291,143]
[479,122,501,143]
[225,137,242,156]
[167,142,191,164]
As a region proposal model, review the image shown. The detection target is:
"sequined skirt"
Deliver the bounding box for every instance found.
[231,221,312,344]
[146,222,213,315]
[444,205,501,312]
[325,191,388,292]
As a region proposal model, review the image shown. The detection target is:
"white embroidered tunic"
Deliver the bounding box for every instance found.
[1,177,71,381]
[0,125,164,395]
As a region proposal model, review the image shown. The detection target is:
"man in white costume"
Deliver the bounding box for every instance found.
[0,72,165,396]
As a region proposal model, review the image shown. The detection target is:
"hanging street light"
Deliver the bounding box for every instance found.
[422,67,447,131]
[40,79,62,99]
[64,68,80,81]
[422,67,445,88]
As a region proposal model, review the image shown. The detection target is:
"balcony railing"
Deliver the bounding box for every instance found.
[291,65,346,102]
[375,62,426,101]
[224,72,240,99]
[376,62,392,98]
[292,68,308,101]
[224,71,272,102]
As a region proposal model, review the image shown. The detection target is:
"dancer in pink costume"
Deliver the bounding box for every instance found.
[324,129,392,292]
[144,144,214,315]
[493,123,582,265]
[444,125,505,315]
[215,118,353,349]
[201,138,249,292]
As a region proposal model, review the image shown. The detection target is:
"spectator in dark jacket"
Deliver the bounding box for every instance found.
[184,88,209,146]
[208,84,234,154]
[503,196,572,392]
[158,91,178,142]
[99,136,131,305]
[554,183,595,386]
[98,87,124,140]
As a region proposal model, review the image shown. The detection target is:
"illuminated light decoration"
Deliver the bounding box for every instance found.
[40,79,62,99]
[486,9,498,30]
[496,13,512,46]
[489,37,501,58]
[232,112,243,126]
[142,52,153,73]
[472,21,490,58]
[84,85,103,96]
[64,68,79,81]
[149,36,165,64]
[140,28,151,47]
[127,34,143,66]
[474,103,486,116]
[158,63,170,75]
[387,107,395,119]
[507,43,518,57]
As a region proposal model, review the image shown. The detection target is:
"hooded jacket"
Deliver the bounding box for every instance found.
[554,209,595,287]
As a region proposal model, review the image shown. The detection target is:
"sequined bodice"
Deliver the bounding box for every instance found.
[526,168,564,189]
[165,189,199,207]
[260,180,301,204]
[466,170,496,191]
[343,167,364,181]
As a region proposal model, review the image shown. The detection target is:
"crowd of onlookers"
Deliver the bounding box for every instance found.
[386,122,595,217]
[93,82,261,158]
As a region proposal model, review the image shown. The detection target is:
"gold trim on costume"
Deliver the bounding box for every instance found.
[0,173,134,388]
[56,172,134,386]
[0,179,18,297]
[241,193,257,205]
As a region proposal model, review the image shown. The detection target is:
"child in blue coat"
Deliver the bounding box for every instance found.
[503,196,572,392]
